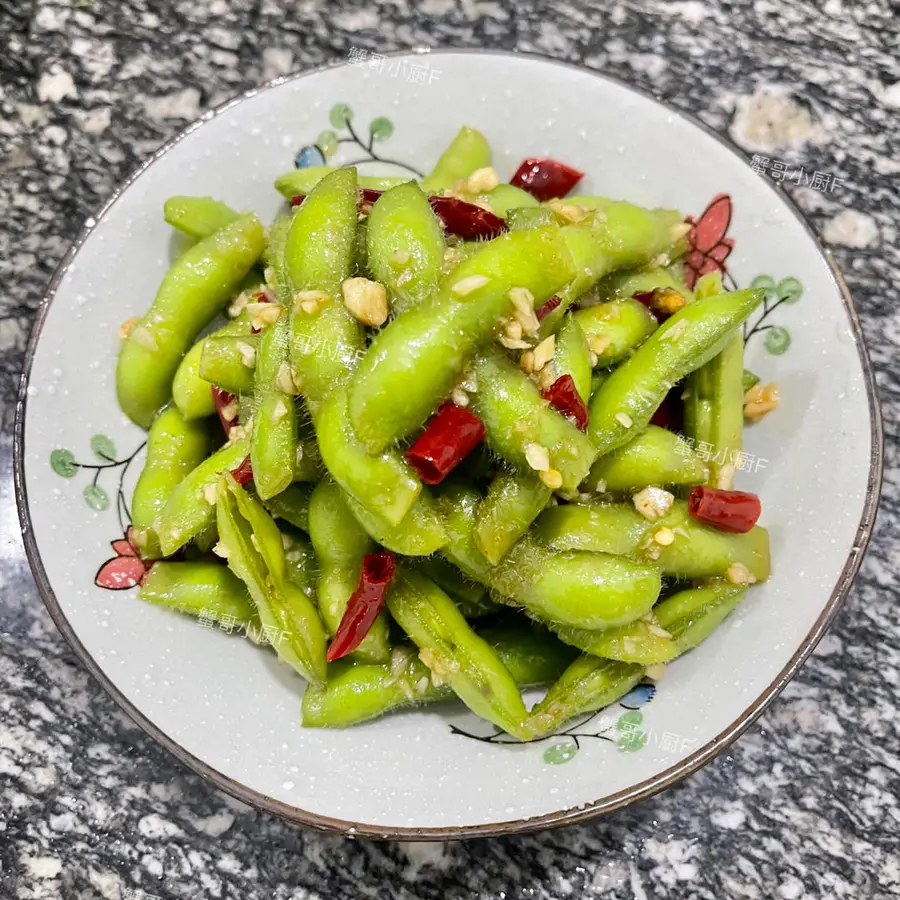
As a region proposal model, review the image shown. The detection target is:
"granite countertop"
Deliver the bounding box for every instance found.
[1,1,898,898]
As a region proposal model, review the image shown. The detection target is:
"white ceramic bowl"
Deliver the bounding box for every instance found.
[15,50,882,839]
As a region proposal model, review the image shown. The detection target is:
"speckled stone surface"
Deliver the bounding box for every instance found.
[1,1,898,898]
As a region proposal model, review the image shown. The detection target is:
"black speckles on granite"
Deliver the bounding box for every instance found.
[1,1,898,898]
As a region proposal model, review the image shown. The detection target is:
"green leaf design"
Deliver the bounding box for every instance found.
[777,276,803,304]
[329,103,353,128]
[616,710,643,729]
[750,274,777,302]
[543,741,578,765]
[615,709,647,753]
[369,117,394,143]
[90,434,116,461]
[50,449,77,478]
[617,729,648,753]
[83,484,109,511]
[764,326,792,355]
[316,130,338,158]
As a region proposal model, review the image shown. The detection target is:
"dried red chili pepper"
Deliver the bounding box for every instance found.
[509,158,584,201]
[535,295,562,321]
[688,486,761,534]
[211,386,238,437]
[405,402,486,485]
[326,552,396,661]
[290,194,305,207]
[427,195,508,240]
[230,455,254,486]
[541,374,589,431]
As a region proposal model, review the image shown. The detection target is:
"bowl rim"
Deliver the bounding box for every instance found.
[14,47,884,841]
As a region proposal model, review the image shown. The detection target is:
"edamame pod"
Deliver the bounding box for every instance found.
[526,655,645,738]
[472,184,540,217]
[366,182,445,316]
[139,560,255,622]
[344,491,446,556]
[683,332,745,489]
[490,535,662,630]
[282,530,318,601]
[551,315,592,402]
[385,565,529,738]
[536,501,771,582]
[585,425,708,492]
[314,385,421,525]
[348,226,576,453]
[470,351,596,492]
[654,581,747,653]
[132,406,210,558]
[573,299,658,368]
[307,480,391,662]
[414,556,495,618]
[154,438,249,557]
[420,126,491,193]
[216,475,327,685]
[263,483,314,532]
[117,214,265,428]
[197,333,259,394]
[164,196,240,240]
[251,311,297,500]
[550,613,678,665]
[474,469,551,565]
[587,289,765,456]
[287,169,365,403]
[435,481,494,583]
[592,266,694,305]
[274,167,408,199]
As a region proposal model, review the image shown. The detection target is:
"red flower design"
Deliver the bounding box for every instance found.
[95,527,153,590]
[682,193,734,289]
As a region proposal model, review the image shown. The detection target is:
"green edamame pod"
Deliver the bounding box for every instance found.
[139,560,255,622]
[743,369,760,393]
[507,207,555,231]
[366,182,445,316]
[474,469,551,566]
[472,184,540,217]
[344,491,446,557]
[164,196,240,240]
[172,309,255,420]
[585,425,708,492]
[550,612,678,665]
[385,565,529,738]
[587,288,765,456]
[538,203,686,336]
[491,534,662,630]
[550,315,592,402]
[263,483,314,532]
[154,438,249,557]
[526,655,645,739]
[282,530,318,601]
[216,475,327,685]
[314,385,421,526]
[414,556,495,618]
[683,332,745,489]
[435,482,494,584]
[592,266,694,305]
[420,126,491,193]
[654,582,747,652]
[131,406,210,558]
[274,167,408,200]
[307,480,391,662]
[251,311,297,500]
[197,334,259,394]
[470,351,596,492]
[535,501,771,582]
[348,226,576,453]
[117,214,265,428]
[287,170,365,403]
[573,299,658,368]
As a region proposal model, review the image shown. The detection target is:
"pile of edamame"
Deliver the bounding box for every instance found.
[117,126,771,739]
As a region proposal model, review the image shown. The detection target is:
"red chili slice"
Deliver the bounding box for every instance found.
[535,295,562,321]
[405,402,486,485]
[230,455,254,486]
[290,194,305,207]
[509,157,584,202]
[211,386,238,437]
[427,196,508,240]
[541,374,589,431]
[326,552,396,661]
[688,486,761,534]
